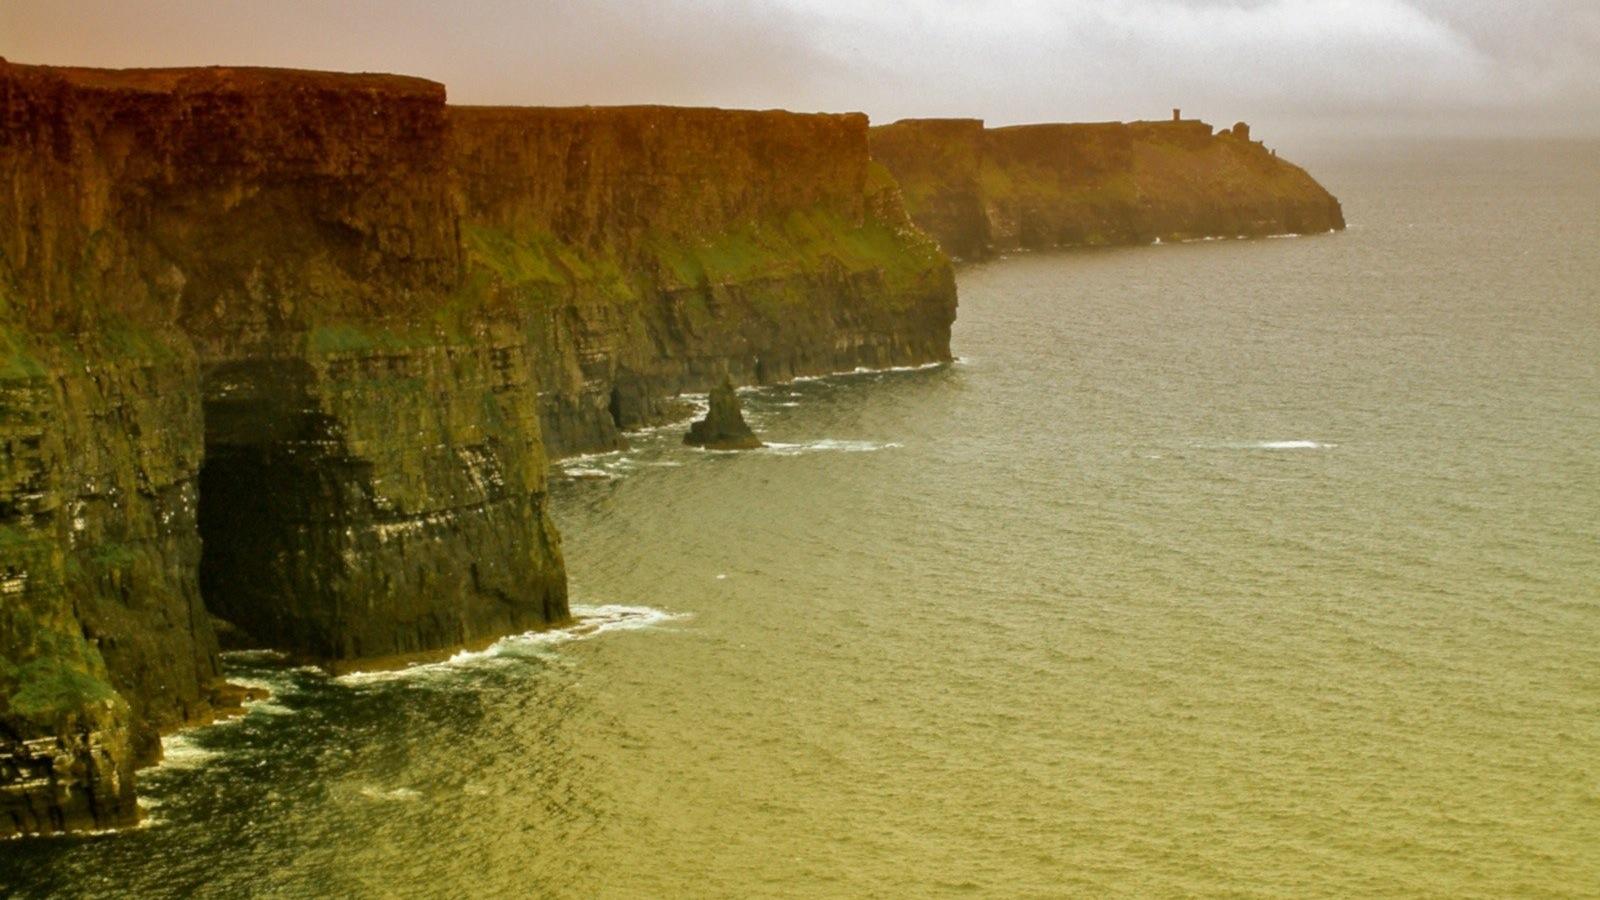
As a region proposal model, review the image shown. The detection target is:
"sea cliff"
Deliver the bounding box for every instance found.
[451,105,955,456]
[870,117,1345,260]
[0,61,572,837]
[0,62,954,838]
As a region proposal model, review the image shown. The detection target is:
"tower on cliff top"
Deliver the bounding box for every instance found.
[1173,108,1181,122]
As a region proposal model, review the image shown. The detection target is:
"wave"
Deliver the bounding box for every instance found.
[561,466,616,480]
[1252,440,1334,450]
[759,439,903,456]
[155,732,223,770]
[849,361,946,375]
[1192,439,1338,452]
[334,604,686,685]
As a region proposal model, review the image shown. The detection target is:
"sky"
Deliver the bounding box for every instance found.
[3,0,1597,139]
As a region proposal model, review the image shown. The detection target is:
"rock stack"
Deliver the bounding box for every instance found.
[684,379,764,450]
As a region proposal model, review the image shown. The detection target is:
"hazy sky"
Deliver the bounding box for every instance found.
[4,1,1596,138]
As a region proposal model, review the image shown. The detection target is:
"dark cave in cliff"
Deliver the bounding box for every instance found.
[194,359,345,657]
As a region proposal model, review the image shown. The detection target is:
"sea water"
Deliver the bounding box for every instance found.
[5,138,1598,897]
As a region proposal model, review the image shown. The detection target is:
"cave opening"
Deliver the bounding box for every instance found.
[607,384,626,431]
[194,358,341,658]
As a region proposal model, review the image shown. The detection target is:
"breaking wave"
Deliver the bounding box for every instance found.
[334,605,686,685]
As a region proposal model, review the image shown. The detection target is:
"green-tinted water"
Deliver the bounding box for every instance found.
[5,139,1598,897]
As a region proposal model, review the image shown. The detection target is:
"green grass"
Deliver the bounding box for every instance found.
[0,606,121,722]
[87,541,142,570]
[463,195,946,306]
[0,328,47,381]
[7,656,119,718]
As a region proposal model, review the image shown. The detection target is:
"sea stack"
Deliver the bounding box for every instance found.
[685,379,764,450]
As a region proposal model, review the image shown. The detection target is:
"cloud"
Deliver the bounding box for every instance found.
[2,0,1596,134]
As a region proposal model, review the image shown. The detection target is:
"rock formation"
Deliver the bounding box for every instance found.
[450,105,957,457]
[684,379,763,450]
[0,62,569,837]
[870,117,1345,261]
[0,61,955,838]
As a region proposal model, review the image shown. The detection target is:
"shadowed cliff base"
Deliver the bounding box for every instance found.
[870,117,1345,261]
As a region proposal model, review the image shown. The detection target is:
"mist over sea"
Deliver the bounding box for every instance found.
[6,137,1597,897]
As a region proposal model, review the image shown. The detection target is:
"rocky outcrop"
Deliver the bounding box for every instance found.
[0,61,567,837]
[870,117,1345,261]
[450,105,957,457]
[684,379,762,450]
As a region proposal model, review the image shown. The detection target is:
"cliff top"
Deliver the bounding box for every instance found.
[453,104,868,127]
[880,118,985,128]
[0,58,444,100]
[881,118,1222,134]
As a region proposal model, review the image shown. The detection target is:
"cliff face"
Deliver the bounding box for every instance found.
[0,62,567,837]
[870,118,1345,260]
[2,64,957,839]
[451,106,956,456]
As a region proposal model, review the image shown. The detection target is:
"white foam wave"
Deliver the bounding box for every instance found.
[760,439,903,456]
[618,395,710,438]
[559,448,627,466]
[157,733,221,770]
[1253,440,1333,450]
[334,604,685,685]
[849,361,946,375]
[562,467,615,480]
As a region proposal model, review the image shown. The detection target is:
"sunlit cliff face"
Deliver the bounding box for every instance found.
[3,0,1598,137]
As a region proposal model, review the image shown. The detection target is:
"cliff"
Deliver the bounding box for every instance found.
[0,61,567,837]
[450,105,956,456]
[870,117,1345,260]
[1,63,955,838]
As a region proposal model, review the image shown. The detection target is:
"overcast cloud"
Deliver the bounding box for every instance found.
[3,0,1596,138]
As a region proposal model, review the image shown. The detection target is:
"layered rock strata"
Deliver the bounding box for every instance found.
[2,62,957,838]
[870,117,1345,261]
[450,105,957,456]
[0,62,567,837]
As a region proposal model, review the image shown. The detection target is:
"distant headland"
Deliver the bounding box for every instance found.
[871,113,1344,261]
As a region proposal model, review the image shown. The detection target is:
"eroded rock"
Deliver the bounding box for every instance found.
[685,379,764,450]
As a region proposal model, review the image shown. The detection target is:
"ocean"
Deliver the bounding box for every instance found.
[5,137,1597,897]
